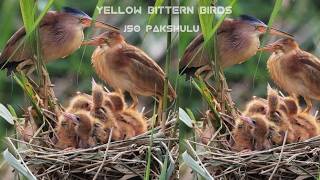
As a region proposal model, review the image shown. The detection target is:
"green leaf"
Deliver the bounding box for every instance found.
[2,149,37,180]
[179,108,193,128]
[182,151,213,180]
[0,104,14,125]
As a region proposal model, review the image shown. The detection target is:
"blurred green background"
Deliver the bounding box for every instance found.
[178,0,320,117]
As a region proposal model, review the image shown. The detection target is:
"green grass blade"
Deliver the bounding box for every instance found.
[2,149,36,180]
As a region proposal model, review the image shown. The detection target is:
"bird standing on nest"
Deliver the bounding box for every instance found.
[0,7,118,75]
[83,31,176,128]
[260,38,320,112]
[179,15,293,80]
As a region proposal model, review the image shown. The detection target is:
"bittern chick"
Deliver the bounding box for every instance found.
[91,81,122,141]
[179,15,293,80]
[230,117,253,152]
[55,112,77,149]
[283,97,320,141]
[118,109,148,136]
[0,7,119,75]
[104,91,126,112]
[266,86,295,144]
[82,31,177,111]
[66,93,92,113]
[243,96,268,116]
[240,115,272,151]
[63,111,97,148]
[260,38,320,112]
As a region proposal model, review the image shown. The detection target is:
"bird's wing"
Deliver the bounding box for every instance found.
[297,51,320,72]
[122,45,176,99]
[0,11,57,64]
[121,44,165,75]
[179,33,204,69]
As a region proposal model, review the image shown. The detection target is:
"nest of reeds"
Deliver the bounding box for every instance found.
[7,74,178,179]
[192,77,320,179]
[10,109,178,180]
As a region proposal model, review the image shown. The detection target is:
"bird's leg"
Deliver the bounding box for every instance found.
[157,98,165,131]
[204,70,214,82]
[195,65,211,78]
[303,97,313,113]
[129,92,138,109]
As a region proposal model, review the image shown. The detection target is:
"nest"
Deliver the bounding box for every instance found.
[10,110,178,180]
[195,108,320,180]
[193,134,320,179]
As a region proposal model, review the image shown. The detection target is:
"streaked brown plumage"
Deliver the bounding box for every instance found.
[179,15,293,79]
[82,31,176,109]
[261,38,320,112]
[0,7,118,75]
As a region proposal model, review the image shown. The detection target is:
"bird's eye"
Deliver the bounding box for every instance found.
[252,120,257,125]
[256,26,266,33]
[76,116,81,122]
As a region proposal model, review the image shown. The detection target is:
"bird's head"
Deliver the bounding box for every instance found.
[239,115,258,128]
[238,15,293,38]
[244,97,268,116]
[62,7,119,31]
[62,111,92,129]
[82,31,124,47]
[259,38,299,53]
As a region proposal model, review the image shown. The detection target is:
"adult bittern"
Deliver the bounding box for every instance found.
[260,38,320,112]
[0,7,119,75]
[83,31,177,110]
[179,15,293,80]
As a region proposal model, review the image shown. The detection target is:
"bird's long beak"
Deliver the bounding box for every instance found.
[82,32,108,46]
[258,44,274,52]
[240,116,256,127]
[268,27,294,38]
[92,20,119,32]
[63,112,79,124]
[82,37,102,46]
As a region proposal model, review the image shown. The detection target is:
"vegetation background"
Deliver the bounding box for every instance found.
[0,0,319,178]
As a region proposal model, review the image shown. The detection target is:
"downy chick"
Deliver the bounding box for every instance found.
[283,97,320,140]
[120,109,147,136]
[230,117,253,152]
[243,96,268,116]
[55,112,77,149]
[267,86,296,144]
[64,111,97,148]
[240,115,272,150]
[91,80,122,141]
[66,93,92,113]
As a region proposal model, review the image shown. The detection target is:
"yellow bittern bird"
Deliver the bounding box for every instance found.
[179,15,293,80]
[0,7,119,75]
[260,38,320,112]
[83,31,176,114]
